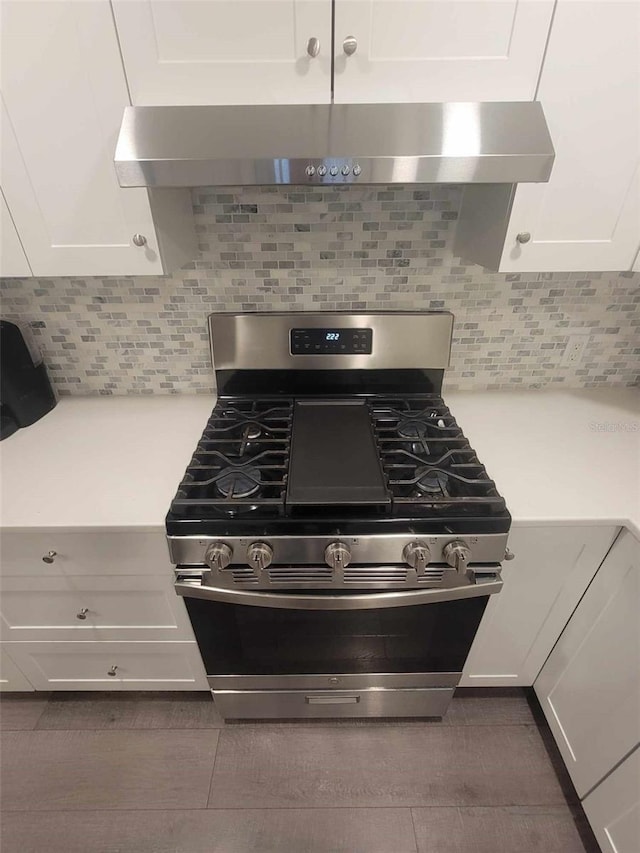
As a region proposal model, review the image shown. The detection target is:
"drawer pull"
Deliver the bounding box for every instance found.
[107,665,118,677]
[42,551,57,564]
[76,608,89,621]
[306,695,360,705]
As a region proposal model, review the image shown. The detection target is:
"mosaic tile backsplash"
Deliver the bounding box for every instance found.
[1,185,638,395]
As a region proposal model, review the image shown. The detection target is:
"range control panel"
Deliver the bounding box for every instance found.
[290,327,373,355]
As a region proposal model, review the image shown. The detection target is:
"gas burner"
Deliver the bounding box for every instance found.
[415,467,450,496]
[216,466,262,499]
[398,418,429,439]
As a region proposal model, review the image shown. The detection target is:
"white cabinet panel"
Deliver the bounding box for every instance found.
[0,530,170,578]
[0,575,194,642]
[112,0,332,105]
[0,1,192,276]
[0,649,34,692]
[3,641,208,691]
[535,529,640,798]
[461,525,618,687]
[334,0,554,103]
[582,748,640,853]
[0,191,31,278]
[496,0,640,272]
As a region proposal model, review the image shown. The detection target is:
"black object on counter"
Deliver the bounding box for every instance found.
[0,320,57,440]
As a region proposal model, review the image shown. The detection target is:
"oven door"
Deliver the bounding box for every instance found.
[175,572,501,719]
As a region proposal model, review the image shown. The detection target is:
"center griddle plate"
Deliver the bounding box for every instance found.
[286,400,390,507]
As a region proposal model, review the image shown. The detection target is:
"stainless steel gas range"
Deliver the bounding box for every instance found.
[167,312,511,720]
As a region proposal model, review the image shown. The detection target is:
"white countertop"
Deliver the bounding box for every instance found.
[1,390,638,537]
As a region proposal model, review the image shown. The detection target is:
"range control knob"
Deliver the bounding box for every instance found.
[443,540,472,574]
[324,542,351,571]
[247,542,273,571]
[402,541,431,573]
[204,542,233,571]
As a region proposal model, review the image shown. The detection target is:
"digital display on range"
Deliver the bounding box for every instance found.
[291,328,373,355]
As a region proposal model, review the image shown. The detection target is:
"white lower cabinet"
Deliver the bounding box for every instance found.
[534,528,640,799]
[461,525,618,687]
[0,649,34,692]
[3,641,207,691]
[0,530,172,577]
[582,748,640,853]
[0,575,194,641]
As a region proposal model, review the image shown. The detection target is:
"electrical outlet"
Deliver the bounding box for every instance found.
[561,336,588,366]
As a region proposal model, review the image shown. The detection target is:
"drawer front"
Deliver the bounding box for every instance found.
[213,688,454,719]
[0,649,34,692]
[0,575,194,641]
[2,641,208,691]
[0,530,170,577]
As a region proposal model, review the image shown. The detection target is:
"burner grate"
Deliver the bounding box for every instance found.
[370,396,506,514]
[171,398,292,516]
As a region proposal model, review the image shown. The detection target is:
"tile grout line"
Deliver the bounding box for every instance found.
[205,729,223,809]
[0,803,581,814]
[409,807,421,853]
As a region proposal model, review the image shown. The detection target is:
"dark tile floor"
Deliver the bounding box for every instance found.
[0,689,599,853]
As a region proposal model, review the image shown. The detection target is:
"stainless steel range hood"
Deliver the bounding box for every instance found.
[115,102,554,188]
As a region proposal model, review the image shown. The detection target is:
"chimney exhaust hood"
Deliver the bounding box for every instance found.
[115,102,554,189]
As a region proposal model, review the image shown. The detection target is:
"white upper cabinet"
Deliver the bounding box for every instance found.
[535,528,640,799]
[457,0,640,273]
[333,0,554,103]
[0,1,194,277]
[0,191,31,278]
[111,0,332,105]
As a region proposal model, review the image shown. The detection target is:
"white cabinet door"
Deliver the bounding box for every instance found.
[333,0,554,103]
[461,525,618,687]
[495,0,640,272]
[535,529,640,799]
[0,575,194,642]
[0,191,31,278]
[112,0,332,105]
[0,1,192,277]
[582,748,640,853]
[0,650,34,692]
[3,641,208,691]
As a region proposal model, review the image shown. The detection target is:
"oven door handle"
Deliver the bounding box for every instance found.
[174,574,502,610]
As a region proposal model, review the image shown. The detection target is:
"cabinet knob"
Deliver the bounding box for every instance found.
[76,608,89,621]
[107,665,118,677]
[307,37,320,58]
[42,550,57,564]
[132,233,147,247]
[504,548,516,561]
[343,35,358,56]
[516,232,531,244]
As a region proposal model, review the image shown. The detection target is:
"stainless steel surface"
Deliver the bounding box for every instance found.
[208,311,453,371]
[76,608,89,621]
[168,531,508,570]
[247,542,273,571]
[454,183,517,271]
[306,694,360,704]
[402,541,431,573]
[504,548,516,561]
[342,35,358,56]
[107,665,118,677]
[443,540,472,574]
[131,233,147,247]
[206,672,460,690]
[306,36,321,57]
[325,542,351,570]
[42,550,56,564]
[204,542,233,571]
[115,102,555,188]
[211,687,454,719]
[516,231,532,244]
[175,571,502,609]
